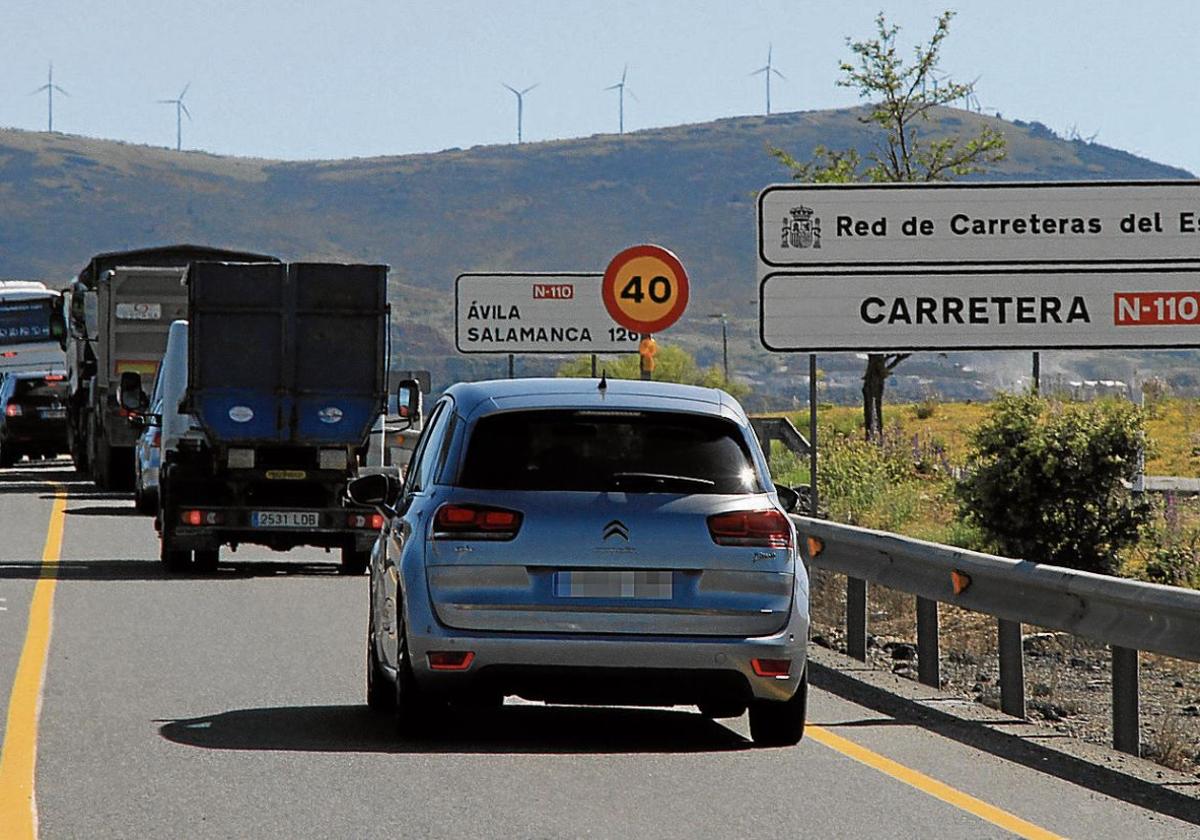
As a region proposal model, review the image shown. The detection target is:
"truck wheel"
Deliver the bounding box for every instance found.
[0,439,15,468]
[193,548,219,574]
[69,418,90,474]
[92,433,110,489]
[159,534,192,573]
[748,669,808,747]
[340,546,369,576]
[111,448,135,491]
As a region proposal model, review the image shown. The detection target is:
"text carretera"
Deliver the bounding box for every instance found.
[861,295,1090,326]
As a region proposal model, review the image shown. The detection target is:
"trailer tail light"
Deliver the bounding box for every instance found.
[4,404,21,417]
[427,651,475,671]
[1,352,16,358]
[181,509,224,526]
[347,512,385,530]
[43,374,65,381]
[707,509,792,548]
[432,504,522,541]
[751,658,792,678]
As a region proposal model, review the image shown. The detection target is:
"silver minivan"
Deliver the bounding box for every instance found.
[351,377,810,747]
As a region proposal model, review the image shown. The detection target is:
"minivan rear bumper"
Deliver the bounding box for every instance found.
[404,591,809,704]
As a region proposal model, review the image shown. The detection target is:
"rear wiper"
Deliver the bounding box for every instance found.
[607,472,716,492]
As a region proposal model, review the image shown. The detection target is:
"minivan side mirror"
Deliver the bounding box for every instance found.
[347,472,402,510]
[395,378,423,429]
[118,371,149,414]
[774,483,803,515]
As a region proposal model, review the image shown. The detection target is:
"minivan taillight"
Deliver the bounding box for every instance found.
[433,504,522,541]
[4,404,21,417]
[707,509,792,548]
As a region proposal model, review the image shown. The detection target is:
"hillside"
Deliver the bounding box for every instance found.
[0,106,1194,394]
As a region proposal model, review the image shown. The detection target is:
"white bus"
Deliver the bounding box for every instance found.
[0,280,66,377]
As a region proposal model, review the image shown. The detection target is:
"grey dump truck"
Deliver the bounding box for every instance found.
[122,260,401,575]
[62,245,277,488]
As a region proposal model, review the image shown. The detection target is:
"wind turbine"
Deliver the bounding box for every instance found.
[604,65,637,134]
[32,63,68,133]
[751,45,785,115]
[502,82,537,143]
[158,83,191,151]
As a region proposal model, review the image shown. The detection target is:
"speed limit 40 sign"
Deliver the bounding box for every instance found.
[602,244,689,333]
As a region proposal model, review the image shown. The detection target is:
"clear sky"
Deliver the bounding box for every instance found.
[1,1,1196,175]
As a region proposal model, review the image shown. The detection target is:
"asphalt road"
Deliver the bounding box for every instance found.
[2,459,1198,839]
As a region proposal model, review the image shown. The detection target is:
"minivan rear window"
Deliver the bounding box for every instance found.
[457,410,761,494]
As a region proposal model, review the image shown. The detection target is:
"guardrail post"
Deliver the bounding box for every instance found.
[998,619,1025,718]
[846,577,867,661]
[916,597,939,687]
[1112,646,1140,756]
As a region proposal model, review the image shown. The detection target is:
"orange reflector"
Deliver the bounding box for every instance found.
[951,570,972,595]
[805,536,824,558]
[427,651,475,671]
[751,658,791,678]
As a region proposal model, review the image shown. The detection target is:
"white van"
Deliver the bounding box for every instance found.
[133,320,203,512]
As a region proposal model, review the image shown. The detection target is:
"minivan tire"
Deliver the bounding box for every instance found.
[748,669,807,747]
[366,612,396,713]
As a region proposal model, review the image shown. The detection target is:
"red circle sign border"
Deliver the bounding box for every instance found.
[601,244,690,334]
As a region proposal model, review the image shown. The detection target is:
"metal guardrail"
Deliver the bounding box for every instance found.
[792,515,1200,756]
[750,416,811,459]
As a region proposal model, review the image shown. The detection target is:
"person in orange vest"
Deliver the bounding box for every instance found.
[638,334,657,380]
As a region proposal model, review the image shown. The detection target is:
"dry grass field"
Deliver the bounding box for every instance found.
[777,396,1200,774]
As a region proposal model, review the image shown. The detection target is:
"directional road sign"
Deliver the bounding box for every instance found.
[456,273,641,354]
[761,266,1200,352]
[759,181,1200,268]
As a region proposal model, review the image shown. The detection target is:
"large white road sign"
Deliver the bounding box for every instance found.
[455,273,641,354]
[759,181,1200,267]
[760,267,1200,352]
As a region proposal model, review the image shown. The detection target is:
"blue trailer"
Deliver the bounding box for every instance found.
[145,260,389,574]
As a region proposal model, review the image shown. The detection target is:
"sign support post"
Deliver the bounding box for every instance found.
[809,353,818,515]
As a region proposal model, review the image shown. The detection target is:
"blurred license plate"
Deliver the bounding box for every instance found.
[39,409,66,419]
[554,570,673,599]
[252,510,319,528]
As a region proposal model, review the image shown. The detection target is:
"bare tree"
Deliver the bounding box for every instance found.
[771,11,1006,439]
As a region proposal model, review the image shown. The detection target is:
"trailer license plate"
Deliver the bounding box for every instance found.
[252,511,320,528]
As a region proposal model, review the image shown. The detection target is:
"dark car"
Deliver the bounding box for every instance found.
[0,371,70,466]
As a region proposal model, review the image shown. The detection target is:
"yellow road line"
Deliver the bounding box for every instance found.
[807,724,1065,839]
[0,485,66,840]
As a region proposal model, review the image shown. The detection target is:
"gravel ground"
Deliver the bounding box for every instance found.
[809,569,1200,776]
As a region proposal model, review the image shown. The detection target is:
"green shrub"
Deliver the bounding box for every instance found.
[912,389,940,420]
[955,394,1151,574]
[1140,543,1200,588]
[821,426,918,530]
